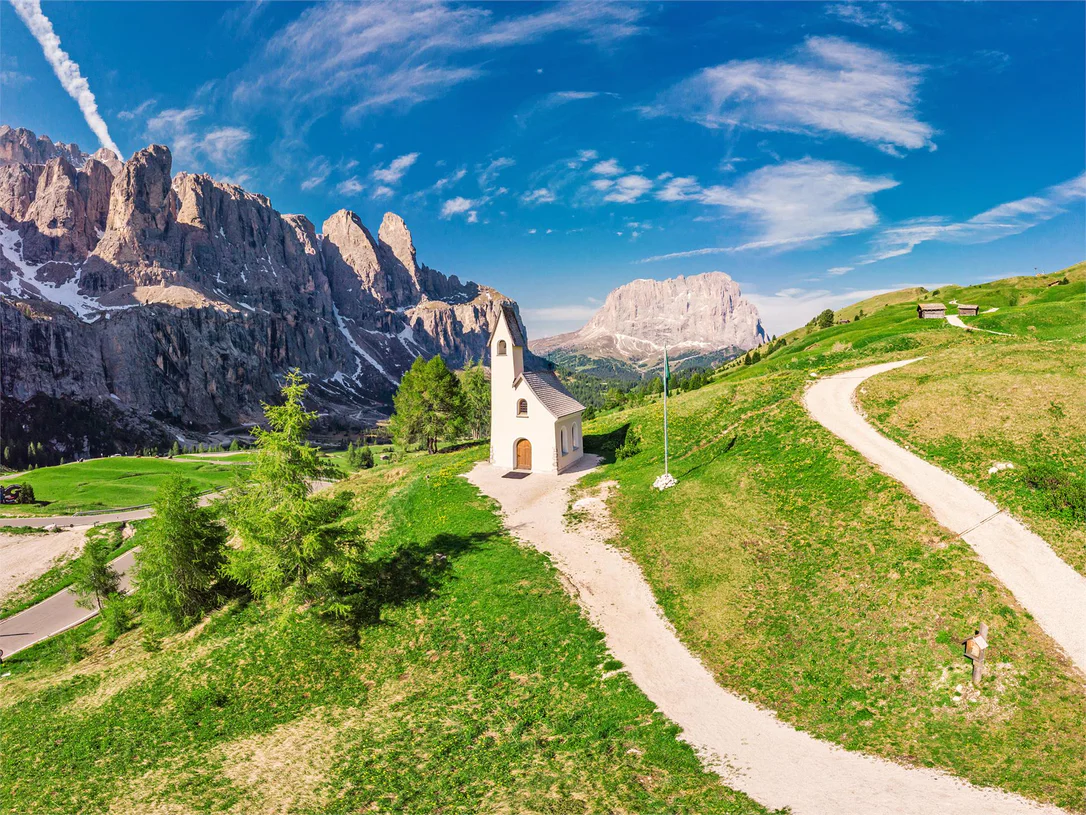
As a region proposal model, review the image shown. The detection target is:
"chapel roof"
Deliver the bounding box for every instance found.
[520,370,586,418]
[488,303,526,348]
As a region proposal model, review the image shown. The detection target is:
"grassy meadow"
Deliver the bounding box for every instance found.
[577,265,1086,810]
[0,446,772,814]
[0,457,240,516]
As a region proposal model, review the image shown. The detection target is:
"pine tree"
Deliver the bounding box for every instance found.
[358,446,374,469]
[169,441,180,458]
[71,533,120,610]
[135,475,229,635]
[457,362,490,440]
[223,370,368,625]
[229,439,240,452]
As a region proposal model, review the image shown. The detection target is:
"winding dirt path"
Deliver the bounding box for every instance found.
[804,359,1086,672]
[467,459,1062,814]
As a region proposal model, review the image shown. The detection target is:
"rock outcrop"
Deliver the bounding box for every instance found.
[532,272,766,370]
[0,126,512,462]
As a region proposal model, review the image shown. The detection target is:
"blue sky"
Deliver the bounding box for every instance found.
[3,1,1083,336]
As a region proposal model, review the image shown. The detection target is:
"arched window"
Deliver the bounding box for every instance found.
[497,340,507,356]
[561,428,568,455]
[517,399,528,416]
[572,423,580,450]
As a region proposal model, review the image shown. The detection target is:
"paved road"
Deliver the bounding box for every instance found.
[805,359,1086,672]
[0,549,138,658]
[468,459,1063,815]
[0,508,154,528]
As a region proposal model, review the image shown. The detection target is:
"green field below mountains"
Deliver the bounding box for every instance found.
[0,458,240,516]
[1,447,772,814]
[578,264,1085,810]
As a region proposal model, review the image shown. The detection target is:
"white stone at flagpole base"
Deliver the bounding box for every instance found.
[653,473,677,491]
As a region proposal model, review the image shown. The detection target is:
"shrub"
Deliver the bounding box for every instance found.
[101,593,135,645]
[16,483,35,504]
[615,429,642,460]
[1022,463,1086,523]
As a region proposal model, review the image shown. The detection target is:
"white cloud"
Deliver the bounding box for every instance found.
[516,90,617,127]
[863,172,1086,263]
[441,196,477,218]
[652,36,934,153]
[590,178,614,192]
[478,156,515,190]
[433,167,467,192]
[201,126,253,166]
[372,152,419,184]
[236,2,644,123]
[466,210,479,223]
[372,185,394,199]
[146,107,253,171]
[655,176,700,202]
[117,99,156,122]
[699,159,896,247]
[604,174,653,203]
[576,149,599,162]
[521,302,601,337]
[10,0,123,158]
[590,158,624,176]
[522,188,557,205]
[337,177,365,196]
[827,266,854,276]
[300,157,331,191]
[828,3,909,33]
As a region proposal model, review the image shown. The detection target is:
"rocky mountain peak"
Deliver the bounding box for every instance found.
[532,271,766,369]
[378,211,418,275]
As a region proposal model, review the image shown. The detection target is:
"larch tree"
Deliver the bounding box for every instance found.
[390,356,466,453]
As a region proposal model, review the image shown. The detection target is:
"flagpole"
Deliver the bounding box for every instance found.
[663,347,669,476]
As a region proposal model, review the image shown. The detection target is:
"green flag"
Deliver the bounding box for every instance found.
[662,348,670,392]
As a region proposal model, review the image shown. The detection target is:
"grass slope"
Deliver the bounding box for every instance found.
[1,447,771,814]
[0,458,239,516]
[579,266,1086,810]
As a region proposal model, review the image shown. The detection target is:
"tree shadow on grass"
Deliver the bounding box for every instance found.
[583,424,631,465]
[333,530,497,634]
[678,434,738,480]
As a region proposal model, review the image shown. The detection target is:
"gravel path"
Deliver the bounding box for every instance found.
[805,359,1086,672]
[0,526,90,601]
[467,459,1062,814]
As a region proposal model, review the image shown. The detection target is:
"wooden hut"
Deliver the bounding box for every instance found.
[917,303,946,319]
[956,304,979,317]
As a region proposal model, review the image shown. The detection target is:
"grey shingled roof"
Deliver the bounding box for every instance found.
[488,303,526,348]
[522,371,586,418]
[918,302,946,310]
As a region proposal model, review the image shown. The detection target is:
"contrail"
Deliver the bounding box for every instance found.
[8,0,123,160]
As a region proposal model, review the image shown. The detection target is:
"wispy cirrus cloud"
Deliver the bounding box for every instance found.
[827,2,909,33]
[146,107,252,170]
[9,0,123,158]
[372,152,419,185]
[862,172,1086,263]
[234,1,645,125]
[649,37,934,155]
[640,159,897,262]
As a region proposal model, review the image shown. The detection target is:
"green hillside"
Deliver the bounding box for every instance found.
[579,263,1086,810]
[1,447,771,814]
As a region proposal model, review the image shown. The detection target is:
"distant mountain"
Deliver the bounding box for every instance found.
[0,125,516,461]
[532,272,766,376]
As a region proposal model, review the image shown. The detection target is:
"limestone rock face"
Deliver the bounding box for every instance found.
[532,272,766,369]
[0,125,513,458]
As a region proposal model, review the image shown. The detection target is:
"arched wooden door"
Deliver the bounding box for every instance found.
[515,439,532,470]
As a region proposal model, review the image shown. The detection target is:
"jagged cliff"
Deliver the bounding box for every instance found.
[0,126,513,462]
[532,272,766,372]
